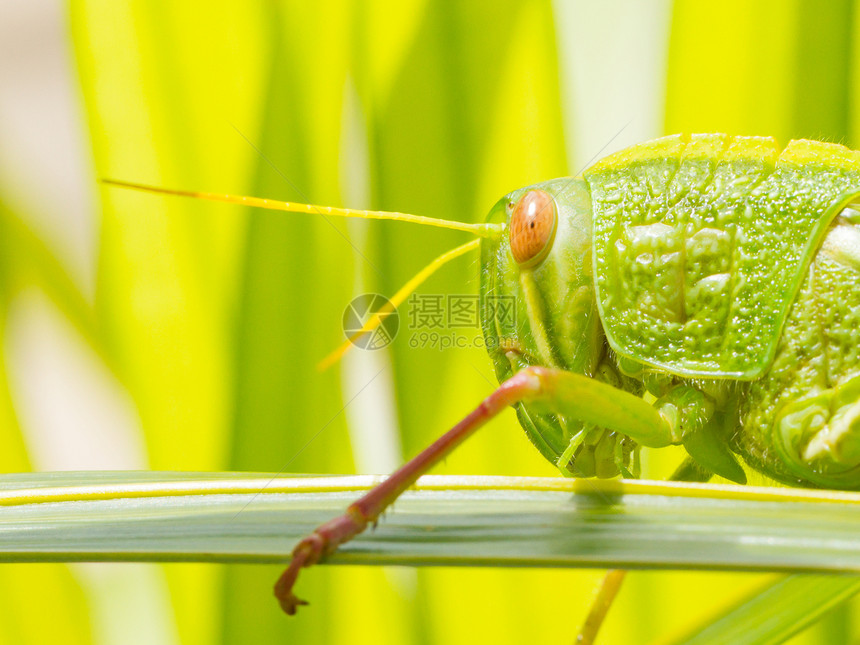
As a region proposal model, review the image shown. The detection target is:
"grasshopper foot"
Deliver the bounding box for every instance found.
[276,589,308,616]
[275,509,371,615]
[274,534,325,615]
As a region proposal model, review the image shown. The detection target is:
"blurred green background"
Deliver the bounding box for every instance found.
[0,0,858,643]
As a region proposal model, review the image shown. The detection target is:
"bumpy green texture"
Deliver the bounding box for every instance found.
[585,134,860,379]
[740,243,860,487]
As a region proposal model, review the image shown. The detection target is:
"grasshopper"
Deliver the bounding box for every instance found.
[105,133,860,637]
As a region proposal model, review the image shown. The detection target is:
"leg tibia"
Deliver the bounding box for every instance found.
[275,367,545,614]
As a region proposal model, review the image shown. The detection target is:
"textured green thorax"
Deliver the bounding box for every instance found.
[585,133,860,379]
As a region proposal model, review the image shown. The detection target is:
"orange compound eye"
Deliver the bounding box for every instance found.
[509,189,558,267]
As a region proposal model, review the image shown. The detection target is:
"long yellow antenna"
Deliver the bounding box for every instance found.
[101,179,503,238]
[317,238,481,371]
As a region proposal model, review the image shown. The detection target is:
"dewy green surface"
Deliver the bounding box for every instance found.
[586,133,860,379]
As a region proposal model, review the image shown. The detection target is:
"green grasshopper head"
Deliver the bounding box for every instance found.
[479,178,627,475]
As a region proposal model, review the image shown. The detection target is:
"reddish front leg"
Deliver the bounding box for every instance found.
[274,368,543,614]
[275,364,674,614]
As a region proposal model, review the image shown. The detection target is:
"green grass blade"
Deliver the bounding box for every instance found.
[222,3,358,642]
[669,575,860,645]
[4,473,860,575]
